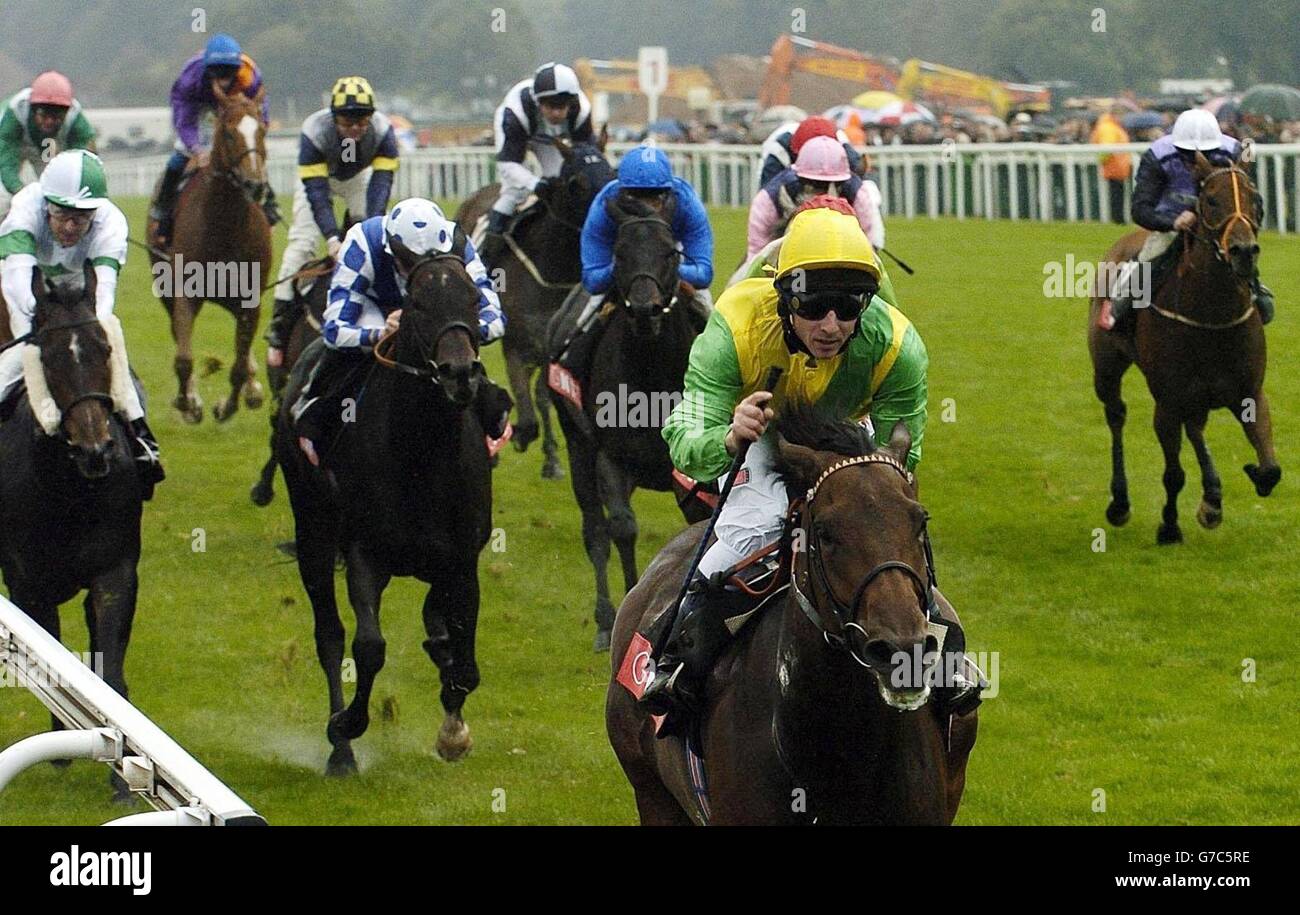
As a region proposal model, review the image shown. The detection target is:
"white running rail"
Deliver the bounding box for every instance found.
[0,594,265,825]
[101,141,1300,234]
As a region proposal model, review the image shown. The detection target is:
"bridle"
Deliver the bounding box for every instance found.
[22,315,115,436]
[788,451,938,669]
[371,254,482,384]
[212,115,271,206]
[1192,166,1259,265]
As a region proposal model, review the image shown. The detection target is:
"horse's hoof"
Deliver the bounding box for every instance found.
[1196,500,1223,529]
[212,400,237,423]
[512,422,538,452]
[1244,463,1281,497]
[436,715,472,762]
[1105,501,1131,527]
[174,397,203,424]
[593,627,612,653]
[328,706,369,743]
[325,745,358,777]
[1156,523,1183,545]
[244,382,265,410]
[250,481,274,506]
[541,458,565,480]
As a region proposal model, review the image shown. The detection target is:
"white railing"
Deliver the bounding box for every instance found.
[0,594,265,826]
[102,142,1300,234]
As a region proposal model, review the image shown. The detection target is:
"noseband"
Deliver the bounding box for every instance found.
[789,451,938,669]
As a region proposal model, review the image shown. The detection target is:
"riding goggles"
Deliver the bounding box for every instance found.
[785,288,872,322]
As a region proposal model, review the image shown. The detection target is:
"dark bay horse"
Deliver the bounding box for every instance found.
[276,254,493,775]
[455,133,614,478]
[607,413,978,824]
[151,83,271,424]
[1089,153,1280,544]
[0,264,146,799]
[550,196,711,651]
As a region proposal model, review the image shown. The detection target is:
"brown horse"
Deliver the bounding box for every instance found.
[607,413,978,825]
[151,84,271,423]
[1089,154,1280,544]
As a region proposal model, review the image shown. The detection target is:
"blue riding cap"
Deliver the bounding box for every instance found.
[618,145,673,189]
[204,34,243,69]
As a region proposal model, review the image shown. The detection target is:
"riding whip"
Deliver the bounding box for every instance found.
[878,247,915,275]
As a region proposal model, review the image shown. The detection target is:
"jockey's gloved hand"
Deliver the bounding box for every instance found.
[327,236,343,260]
[534,178,557,202]
[263,192,282,226]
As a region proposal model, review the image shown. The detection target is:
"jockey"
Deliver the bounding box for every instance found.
[480,62,594,268]
[148,33,279,248]
[266,76,399,370]
[0,150,164,491]
[552,144,713,376]
[1102,108,1274,330]
[747,135,884,257]
[292,198,510,466]
[758,115,862,187]
[642,202,976,723]
[0,72,96,220]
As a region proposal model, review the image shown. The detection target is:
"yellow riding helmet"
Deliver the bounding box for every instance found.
[775,206,881,282]
[330,76,376,115]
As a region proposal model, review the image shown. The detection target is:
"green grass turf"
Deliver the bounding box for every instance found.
[0,199,1297,824]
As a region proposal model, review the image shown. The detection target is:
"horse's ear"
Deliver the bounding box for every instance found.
[212,80,229,106]
[30,266,47,312]
[254,83,266,107]
[885,420,912,465]
[554,137,574,162]
[604,192,626,224]
[776,437,823,494]
[597,123,609,153]
[660,190,678,222]
[1192,150,1214,181]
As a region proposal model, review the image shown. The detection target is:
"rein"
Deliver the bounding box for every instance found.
[788,451,938,668]
[614,216,678,310]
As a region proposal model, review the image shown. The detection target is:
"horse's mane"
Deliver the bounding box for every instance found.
[610,192,663,221]
[775,403,877,459]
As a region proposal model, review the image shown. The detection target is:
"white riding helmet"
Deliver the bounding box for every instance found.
[1171,109,1223,151]
[532,62,580,100]
[40,149,109,210]
[382,198,455,257]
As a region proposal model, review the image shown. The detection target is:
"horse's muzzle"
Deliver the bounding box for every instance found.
[72,439,115,480]
[437,359,485,407]
[1228,242,1259,281]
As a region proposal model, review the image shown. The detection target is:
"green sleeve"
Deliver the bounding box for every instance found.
[0,108,24,194]
[662,309,743,482]
[67,111,96,151]
[0,229,36,259]
[868,322,927,469]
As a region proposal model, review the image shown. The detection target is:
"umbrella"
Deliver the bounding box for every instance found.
[1202,96,1240,125]
[644,119,685,140]
[1239,84,1300,121]
[1122,111,1165,131]
[851,90,903,109]
[868,100,937,126]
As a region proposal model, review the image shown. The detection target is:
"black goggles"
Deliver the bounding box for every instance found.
[786,289,872,322]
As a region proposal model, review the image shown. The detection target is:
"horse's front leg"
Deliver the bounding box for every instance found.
[170,296,203,423]
[1184,411,1223,529]
[1240,388,1282,497]
[214,305,259,421]
[505,345,539,453]
[327,544,389,746]
[88,558,140,801]
[534,368,564,479]
[421,562,481,762]
[1154,403,1186,545]
[596,451,640,598]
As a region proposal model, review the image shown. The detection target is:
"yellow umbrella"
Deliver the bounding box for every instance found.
[851,90,903,109]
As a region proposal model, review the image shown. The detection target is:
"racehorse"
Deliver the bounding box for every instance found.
[151,83,271,424]
[548,195,710,651]
[455,132,614,479]
[607,410,978,824]
[249,254,332,507]
[1089,153,1280,544]
[276,251,493,776]
[0,264,146,799]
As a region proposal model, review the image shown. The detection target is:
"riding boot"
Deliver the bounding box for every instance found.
[291,348,358,462]
[265,295,304,352]
[640,585,733,724]
[1251,275,1275,325]
[478,210,511,270]
[127,417,165,499]
[473,379,514,439]
[928,591,985,719]
[148,159,187,249]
